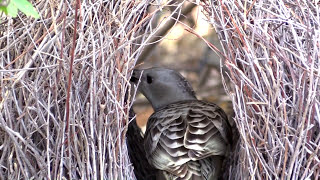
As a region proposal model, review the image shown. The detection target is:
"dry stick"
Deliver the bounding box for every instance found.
[218,0,247,51]
[201,0,320,179]
[53,3,67,179]
[184,27,228,60]
[63,0,80,179]
[4,14,66,70]
[184,26,230,86]
[136,3,196,64]
[65,0,80,135]
[245,0,257,17]
[0,0,154,179]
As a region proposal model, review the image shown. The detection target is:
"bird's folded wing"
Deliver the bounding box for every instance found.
[184,107,230,160]
[144,100,231,178]
[145,115,190,170]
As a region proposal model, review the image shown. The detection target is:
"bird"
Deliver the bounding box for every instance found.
[130,67,232,180]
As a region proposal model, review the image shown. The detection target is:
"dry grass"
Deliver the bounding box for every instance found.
[202,0,320,179]
[0,0,163,179]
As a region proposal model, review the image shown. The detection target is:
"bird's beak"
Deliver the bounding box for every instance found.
[130,69,143,84]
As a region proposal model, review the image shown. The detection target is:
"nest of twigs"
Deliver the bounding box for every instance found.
[202,0,320,179]
[1,0,319,179]
[0,0,159,179]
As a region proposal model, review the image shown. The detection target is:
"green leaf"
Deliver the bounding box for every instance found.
[5,2,19,17]
[11,0,40,18]
[0,6,8,15]
[0,3,19,17]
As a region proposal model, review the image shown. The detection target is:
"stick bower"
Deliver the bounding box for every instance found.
[0,0,159,179]
[202,0,320,179]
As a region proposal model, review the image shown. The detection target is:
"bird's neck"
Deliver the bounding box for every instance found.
[151,95,197,111]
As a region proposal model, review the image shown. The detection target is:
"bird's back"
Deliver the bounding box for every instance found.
[144,100,232,180]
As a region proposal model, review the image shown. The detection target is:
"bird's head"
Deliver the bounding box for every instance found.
[130,67,197,110]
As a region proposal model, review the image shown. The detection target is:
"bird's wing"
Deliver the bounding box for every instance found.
[144,100,231,179]
[144,107,193,178]
[184,102,231,160]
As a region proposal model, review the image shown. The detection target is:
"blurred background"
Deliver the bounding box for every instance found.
[132,4,233,132]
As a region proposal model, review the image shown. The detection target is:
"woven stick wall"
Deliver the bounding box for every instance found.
[202,0,320,179]
[0,0,158,179]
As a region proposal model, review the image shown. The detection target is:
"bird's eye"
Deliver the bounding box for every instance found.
[146,75,153,84]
